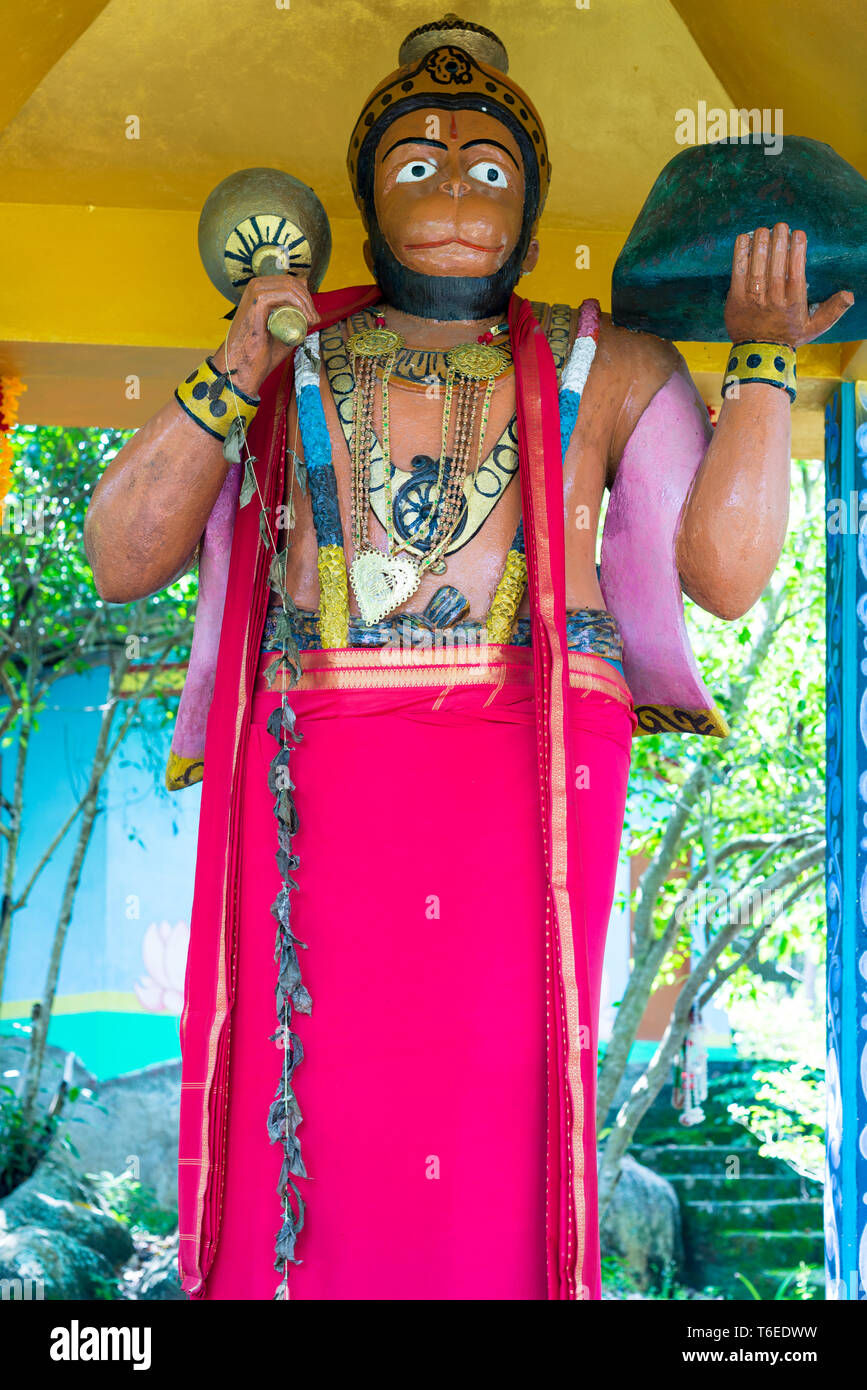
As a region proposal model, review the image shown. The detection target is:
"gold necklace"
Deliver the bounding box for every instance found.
[344,307,513,389]
[346,320,510,624]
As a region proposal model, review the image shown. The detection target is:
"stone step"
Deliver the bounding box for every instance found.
[634,1128,748,1149]
[632,1144,776,1176]
[682,1197,821,1235]
[668,1173,815,1201]
[691,1228,823,1270]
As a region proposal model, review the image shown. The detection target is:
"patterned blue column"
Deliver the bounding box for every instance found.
[825,380,867,1300]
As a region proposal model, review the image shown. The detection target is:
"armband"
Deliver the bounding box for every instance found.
[175,357,260,440]
[722,342,797,403]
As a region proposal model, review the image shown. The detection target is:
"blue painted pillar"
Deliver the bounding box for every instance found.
[825,380,867,1300]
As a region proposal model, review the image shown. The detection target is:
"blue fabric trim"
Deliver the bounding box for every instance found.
[307,469,343,548]
[423,585,470,628]
[296,358,594,620]
[296,381,331,473]
[296,380,344,549]
[262,606,624,661]
[559,387,581,463]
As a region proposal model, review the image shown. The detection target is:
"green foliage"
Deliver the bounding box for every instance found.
[603,1252,814,1302]
[0,1034,105,1195]
[601,1255,722,1300]
[729,1065,824,1183]
[86,1168,178,1237]
[1,425,196,689]
[0,1082,58,1198]
[90,1274,124,1300]
[735,1264,816,1301]
[627,458,825,997]
[0,424,199,801]
[728,983,824,1067]
[724,987,824,1181]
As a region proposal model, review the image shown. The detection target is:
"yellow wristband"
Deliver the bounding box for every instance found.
[722,342,797,403]
[175,357,260,440]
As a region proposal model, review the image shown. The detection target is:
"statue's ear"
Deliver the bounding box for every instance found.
[363,239,375,276]
[522,237,540,275]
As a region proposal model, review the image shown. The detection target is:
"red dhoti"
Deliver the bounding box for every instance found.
[177,291,637,1300]
[192,646,633,1299]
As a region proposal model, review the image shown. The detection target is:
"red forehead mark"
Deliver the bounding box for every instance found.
[449,114,458,140]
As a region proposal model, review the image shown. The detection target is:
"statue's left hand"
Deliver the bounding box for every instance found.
[724,223,854,347]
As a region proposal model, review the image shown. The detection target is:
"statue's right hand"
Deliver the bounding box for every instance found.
[212,275,318,395]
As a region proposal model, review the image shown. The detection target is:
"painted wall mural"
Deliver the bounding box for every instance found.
[133,921,190,1016]
[0,669,201,1078]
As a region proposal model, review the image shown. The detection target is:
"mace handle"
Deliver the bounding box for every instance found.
[251,248,309,347]
[266,305,308,348]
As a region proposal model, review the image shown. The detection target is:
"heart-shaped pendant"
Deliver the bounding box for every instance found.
[350,549,421,624]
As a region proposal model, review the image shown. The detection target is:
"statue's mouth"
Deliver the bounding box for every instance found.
[403,237,505,253]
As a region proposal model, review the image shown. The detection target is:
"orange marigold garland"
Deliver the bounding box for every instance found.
[0,375,26,516]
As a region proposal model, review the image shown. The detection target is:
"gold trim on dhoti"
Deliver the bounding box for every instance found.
[253,643,635,704]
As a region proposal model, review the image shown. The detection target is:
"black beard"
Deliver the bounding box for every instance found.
[368,222,526,322]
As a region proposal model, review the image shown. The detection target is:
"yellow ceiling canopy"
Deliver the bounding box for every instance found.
[0,0,864,450]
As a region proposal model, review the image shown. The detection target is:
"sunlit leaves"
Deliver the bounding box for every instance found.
[628,458,826,989]
[1,423,196,724]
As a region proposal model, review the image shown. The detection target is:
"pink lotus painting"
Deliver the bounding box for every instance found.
[134,920,190,1015]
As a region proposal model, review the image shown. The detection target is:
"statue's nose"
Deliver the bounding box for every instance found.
[439,171,471,199]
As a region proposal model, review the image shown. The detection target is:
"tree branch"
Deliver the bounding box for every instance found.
[597,846,824,1216]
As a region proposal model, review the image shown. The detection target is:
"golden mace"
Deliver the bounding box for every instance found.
[197,166,332,347]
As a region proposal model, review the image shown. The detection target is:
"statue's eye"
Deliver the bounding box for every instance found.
[468,161,508,188]
[395,159,438,184]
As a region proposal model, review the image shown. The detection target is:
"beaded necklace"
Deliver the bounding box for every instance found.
[291,299,601,646]
[345,313,512,622]
[322,319,523,565]
[344,305,515,391]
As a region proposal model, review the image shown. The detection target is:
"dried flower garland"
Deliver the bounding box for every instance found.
[225,343,311,1300]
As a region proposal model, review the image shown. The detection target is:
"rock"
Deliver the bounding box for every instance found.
[0,1159,133,1269]
[11,1155,91,1205]
[0,1226,115,1300]
[56,1060,181,1212]
[136,1234,184,1301]
[0,1037,96,1116]
[600,1152,684,1289]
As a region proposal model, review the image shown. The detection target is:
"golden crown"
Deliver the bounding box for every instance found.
[398,14,509,73]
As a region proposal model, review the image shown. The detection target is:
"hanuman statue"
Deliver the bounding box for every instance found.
[85,15,851,1300]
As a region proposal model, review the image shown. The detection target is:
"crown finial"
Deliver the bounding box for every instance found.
[398,14,509,73]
